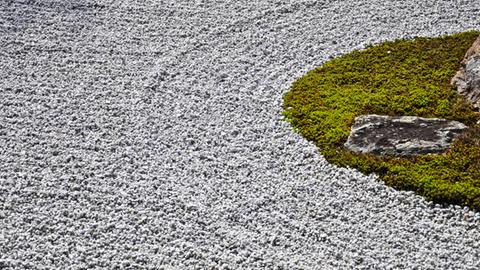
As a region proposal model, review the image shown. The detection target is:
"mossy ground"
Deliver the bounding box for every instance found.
[283,31,480,210]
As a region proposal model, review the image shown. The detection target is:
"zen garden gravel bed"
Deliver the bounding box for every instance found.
[0,0,479,269]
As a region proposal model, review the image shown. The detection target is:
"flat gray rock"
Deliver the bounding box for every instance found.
[451,36,480,108]
[345,115,467,157]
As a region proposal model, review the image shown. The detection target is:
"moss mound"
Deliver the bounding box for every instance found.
[283,31,480,210]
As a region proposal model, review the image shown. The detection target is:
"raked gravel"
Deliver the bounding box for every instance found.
[1,0,480,269]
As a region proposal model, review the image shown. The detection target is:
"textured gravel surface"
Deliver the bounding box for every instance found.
[1,0,480,269]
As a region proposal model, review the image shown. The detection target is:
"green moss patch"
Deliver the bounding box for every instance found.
[283,31,480,210]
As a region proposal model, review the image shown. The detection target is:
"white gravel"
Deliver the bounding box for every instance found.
[1,0,480,269]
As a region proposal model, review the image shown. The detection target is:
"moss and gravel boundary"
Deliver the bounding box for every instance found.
[283,31,480,210]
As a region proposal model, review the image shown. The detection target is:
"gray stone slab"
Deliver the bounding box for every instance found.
[345,115,467,157]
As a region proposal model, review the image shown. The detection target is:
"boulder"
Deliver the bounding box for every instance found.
[344,115,467,157]
[451,36,480,108]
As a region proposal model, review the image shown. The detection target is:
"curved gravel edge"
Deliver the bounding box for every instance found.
[0,0,479,269]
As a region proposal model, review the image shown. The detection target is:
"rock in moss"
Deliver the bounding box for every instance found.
[345,115,467,157]
[451,36,480,108]
[284,31,480,209]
